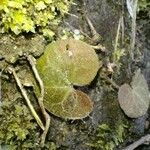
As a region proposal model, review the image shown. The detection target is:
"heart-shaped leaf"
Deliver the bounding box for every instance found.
[35,39,99,119]
[118,69,150,118]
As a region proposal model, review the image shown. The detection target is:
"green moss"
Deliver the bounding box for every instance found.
[88,123,127,150]
[0,96,41,148]
[87,91,128,150]
[0,0,73,37]
[138,0,150,11]
[0,92,57,149]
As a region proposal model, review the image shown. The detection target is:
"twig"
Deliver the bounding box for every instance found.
[66,12,79,19]
[85,15,101,41]
[27,55,50,147]
[8,67,45,131]
[130,0,138,60]
[114,17,122,51]
[122,134,150,150]
[121,0,125,45]
[85,15,97,37]
[79,29,92,41]
[0,70,2,101]
[91,44,106,52]
[121,16,125,45]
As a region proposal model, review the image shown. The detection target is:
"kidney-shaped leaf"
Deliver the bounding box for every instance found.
[44,89,93,119]
[118,69,150,118]
[35,39,99,119]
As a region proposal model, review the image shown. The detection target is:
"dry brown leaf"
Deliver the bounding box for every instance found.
[118,69,150,118]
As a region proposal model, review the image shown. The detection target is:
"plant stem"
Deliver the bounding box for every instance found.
[27,55,50,147]
[130,0,138,60]
[122,134,150,150]
[8,67,45,130]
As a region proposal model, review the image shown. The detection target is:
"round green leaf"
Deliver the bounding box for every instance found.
[35,39,99,119]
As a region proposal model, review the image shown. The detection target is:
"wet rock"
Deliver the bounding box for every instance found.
[64,0,120,49]
[131,114,148,135]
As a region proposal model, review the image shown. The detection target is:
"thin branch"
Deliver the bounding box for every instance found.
[27,55,50,147]
[66,12,79,19]
[8,67,45,131]
[122,134,150,150]
[121,0,125,45]
[130,0,138,60]
[79,29,92,41]
[91,44,106,52]
[114,17,122,51]
[85,15,97,37]
[121,16,125,45]
[0,70,2,101]
[85,15,101,42]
